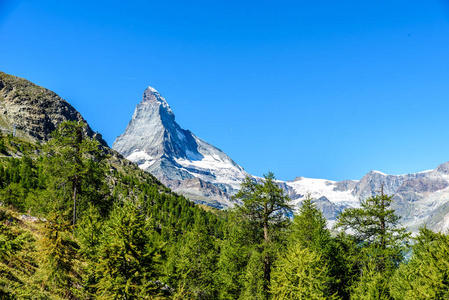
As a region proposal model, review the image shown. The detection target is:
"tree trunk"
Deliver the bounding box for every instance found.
[72,185,77,228]
[263,251,271,299]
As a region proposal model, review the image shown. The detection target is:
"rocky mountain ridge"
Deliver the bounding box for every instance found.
[0,71,107,146]
[284,165,449,232]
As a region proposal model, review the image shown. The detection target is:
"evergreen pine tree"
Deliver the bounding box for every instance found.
[289,197,348,298]
[334,192,410,271]
[350,259,391,300]
[240,249,266,300]
[290,196,331,251]
[165,219,217,299]
[334,191,410,298]
[215,213,255,299]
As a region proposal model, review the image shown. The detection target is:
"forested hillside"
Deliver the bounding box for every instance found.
[1,123,449,299]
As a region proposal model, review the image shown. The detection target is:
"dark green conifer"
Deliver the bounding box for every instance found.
[165,219,217,299]
[94,201,161,299]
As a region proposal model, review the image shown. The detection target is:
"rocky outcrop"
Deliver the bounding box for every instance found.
[314,196,340,220]
[352,170,430,200]
[162,177,231,209]
[333,180,358,192]
[0,71,107,145]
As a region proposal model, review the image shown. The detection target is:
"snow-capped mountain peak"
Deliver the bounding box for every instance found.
[113,86,248,208]
[141,86,174,117]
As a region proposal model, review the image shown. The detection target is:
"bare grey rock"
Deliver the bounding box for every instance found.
[333,180,358,192]
[0,71,107,146]
[314,196,341,220]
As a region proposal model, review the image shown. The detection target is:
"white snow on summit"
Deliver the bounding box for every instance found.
[147,86,159,93]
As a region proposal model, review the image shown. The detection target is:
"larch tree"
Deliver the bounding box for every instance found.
[94,201,161,299]
[42,121,106,225]
[270,244,336,300]
[232,172,293,298]
[390,227,449,299]
[334,190,410,271]
[334,188,410,298]
[289,197,348,298]
[37,212,79,297]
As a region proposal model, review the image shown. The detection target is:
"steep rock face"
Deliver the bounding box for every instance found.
[0,71,107,146]
[314,196,340,220]
[163,177,231,209]
[113,87,248,207]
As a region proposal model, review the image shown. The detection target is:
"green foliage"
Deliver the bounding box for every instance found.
[335,193,410,271]
[0,121,227,299]
[390,227,449,299]
[77,204,104,259]
[232,172,293,299]
[0,139,7,154]
[0,210,33,259]
[289,197,350,298]
[233,172,292,244]
[215,213,254,299]
[334,192,410,299]
[165,220,218,299]
[290,196,331,251]
[42,120,108,224]
[239,249,266,300]
[6,118,449,300]
[37,212,79,297]
[350,260,392,300]
[0,182,26,210]
[270,244,335,300]
[94,201,162,299]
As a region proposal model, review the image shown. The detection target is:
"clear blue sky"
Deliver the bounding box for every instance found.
[1,0,449,181]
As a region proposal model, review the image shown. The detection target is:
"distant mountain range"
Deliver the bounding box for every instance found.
[113,86,449,232]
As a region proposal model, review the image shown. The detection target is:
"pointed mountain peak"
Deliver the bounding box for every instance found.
[141,86,173,116]
[142,86,161,102]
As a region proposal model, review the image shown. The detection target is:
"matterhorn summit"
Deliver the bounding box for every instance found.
[113,86,248,208]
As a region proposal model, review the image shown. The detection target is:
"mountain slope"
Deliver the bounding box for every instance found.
[0,71,107,146]
[113,87,248,207]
